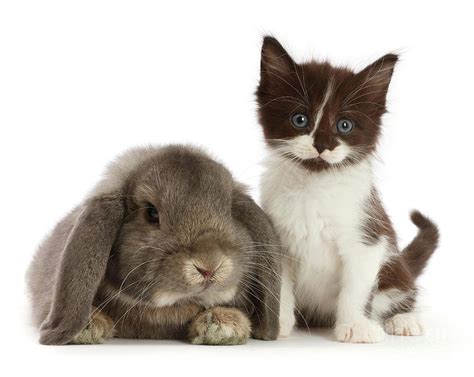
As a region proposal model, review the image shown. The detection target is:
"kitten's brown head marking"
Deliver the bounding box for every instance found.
[256,36,398,172]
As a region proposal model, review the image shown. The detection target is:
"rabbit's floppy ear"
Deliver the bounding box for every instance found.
[232,188,282,340]
[39,194,125,345]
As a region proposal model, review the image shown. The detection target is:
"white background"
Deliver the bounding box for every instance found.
[1,1,472,376]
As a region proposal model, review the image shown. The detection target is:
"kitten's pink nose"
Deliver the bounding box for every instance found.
[195,266,215,279]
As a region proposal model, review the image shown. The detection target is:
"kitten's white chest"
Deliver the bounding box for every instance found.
[260,157,372,314]
[292,202,342,315]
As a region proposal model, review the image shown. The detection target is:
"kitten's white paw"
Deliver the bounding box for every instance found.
[385,313,423,336]
[335,319,386,343]
[278,313,296,338]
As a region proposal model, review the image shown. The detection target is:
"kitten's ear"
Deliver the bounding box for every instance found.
[352,53,398,110]
[260,36,295,77]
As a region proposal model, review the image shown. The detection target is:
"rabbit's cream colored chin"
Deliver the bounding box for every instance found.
[151,285,238,308]
[152,291,192,307]
[195,286,238,307]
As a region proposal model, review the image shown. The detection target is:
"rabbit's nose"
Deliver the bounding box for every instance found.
[195,266,215,279]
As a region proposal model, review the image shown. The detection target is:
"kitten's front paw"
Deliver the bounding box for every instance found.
[189,307,251,345]
[335,319,385,343]
[71,309,115,345]
[385,313,423,336]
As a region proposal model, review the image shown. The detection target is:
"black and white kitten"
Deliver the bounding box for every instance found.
[257,37,439,343]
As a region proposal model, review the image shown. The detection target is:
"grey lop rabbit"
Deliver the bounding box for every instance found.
[27,145,281,345]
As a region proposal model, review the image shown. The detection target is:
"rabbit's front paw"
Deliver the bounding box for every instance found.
[189,307,251,345]
[71,309,115,345]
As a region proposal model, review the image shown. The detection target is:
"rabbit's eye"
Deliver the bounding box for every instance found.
[145,203,160,224]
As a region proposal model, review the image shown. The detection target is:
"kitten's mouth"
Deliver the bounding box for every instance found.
[275,149,337,171]
[282,152,329,169]
[303,155,321,161]
[299,154,326,163]
[300,156,333,171]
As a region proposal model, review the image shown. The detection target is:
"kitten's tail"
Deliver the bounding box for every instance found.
[402,210,439,278]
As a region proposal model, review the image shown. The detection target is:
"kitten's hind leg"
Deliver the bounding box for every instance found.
[385,312,423,336]
[371,288,423,336]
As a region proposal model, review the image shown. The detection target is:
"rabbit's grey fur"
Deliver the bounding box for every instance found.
[27,145,281,345]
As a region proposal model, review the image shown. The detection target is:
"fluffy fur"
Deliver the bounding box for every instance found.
[257,37,439,343]
[27,145,281,345]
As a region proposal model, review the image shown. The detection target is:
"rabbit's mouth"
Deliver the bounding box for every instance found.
[150,282,238,308]
[149,257,237,308]
[200,280,214,291]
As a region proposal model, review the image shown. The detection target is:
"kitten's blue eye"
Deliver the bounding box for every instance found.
[291,113,309,129]
[336,119,354,134]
